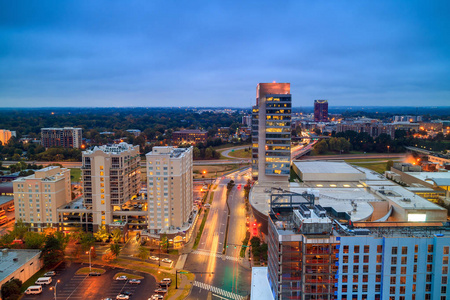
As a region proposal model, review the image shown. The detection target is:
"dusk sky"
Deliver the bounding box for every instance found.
[0,1,449,107]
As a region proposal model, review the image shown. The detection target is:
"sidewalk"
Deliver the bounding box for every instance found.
[167,273,195,300]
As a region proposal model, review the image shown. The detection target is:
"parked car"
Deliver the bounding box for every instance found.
[115,275,128,281]
[160,278,172,286]
[149,256,159,261]
[154,288,167,294]
[121,291,133,296]
[161,258,172,264]
[149,295,164,300]
[129,279,141,284]
[44,271,56,276]
[116,294,129,300]
[89,272,101,276]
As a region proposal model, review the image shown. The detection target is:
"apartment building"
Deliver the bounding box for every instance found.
[41,127,82,148]
[263,202,450,300]
[13,166,71,230]
[146,146,193,235]
[0,129,16,145]
[82,143,141,230]
[252,82,291,182]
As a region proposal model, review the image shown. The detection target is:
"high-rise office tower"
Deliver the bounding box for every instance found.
[41,127,83,148]
[0,129,16,145]
[82,143,141,230]
[252,83,291,182]
[146,146,193,234]
[314,100,328,122]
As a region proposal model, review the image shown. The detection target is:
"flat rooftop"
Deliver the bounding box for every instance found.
[0,249,41,282]
[406,171,450,186]
[250,267,274,300]
[294,161,363,175]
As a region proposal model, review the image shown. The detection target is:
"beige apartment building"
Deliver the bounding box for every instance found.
[82,142,141,230]
[13,166,71,230]
[146,146,193,235]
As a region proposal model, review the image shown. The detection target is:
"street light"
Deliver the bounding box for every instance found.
[86,246,94,272]
[49,279,60,300]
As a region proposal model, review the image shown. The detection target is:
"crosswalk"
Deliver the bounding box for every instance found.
[193,281,246,300]
[192,250,240,262]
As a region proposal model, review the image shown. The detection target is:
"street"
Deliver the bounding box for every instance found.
[185,169,251,300]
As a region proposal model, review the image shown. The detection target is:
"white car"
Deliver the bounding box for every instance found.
[44,271,56,276]
[115,275,128,281]
[129,279,141,284]
[149,295,164,300]
[161,258,172,264]
[149,256,159,261]
[116,294,129,300]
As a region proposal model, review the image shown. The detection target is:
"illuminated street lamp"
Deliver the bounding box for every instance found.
[49,279,60,300]
[86,246,94,272]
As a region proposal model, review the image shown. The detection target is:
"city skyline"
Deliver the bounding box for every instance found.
[1,1,449,107]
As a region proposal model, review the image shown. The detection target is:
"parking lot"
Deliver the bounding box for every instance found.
[22,262,157,300]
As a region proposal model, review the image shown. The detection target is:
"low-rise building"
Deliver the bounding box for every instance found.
[172,130,207,144]
[41,127,82,148]
[13,166,71,231]
[0,249,42,288]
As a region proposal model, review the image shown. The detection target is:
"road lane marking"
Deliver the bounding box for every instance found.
[192,250,239,262]
[193,281,246,300]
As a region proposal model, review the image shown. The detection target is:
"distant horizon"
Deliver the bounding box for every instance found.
[1,1,449,107]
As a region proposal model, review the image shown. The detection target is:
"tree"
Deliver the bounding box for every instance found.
[387,160,394,170]
[80,232,96,252]
[94,225,109,243]
[137,246,150,260]
[109,243,121,256]
[1,278,22,300]
[41,234,65,268]
[313,139,328,154]
[102,251,116,263]
[111,228,122,244]
[11,220,28,240]
[23,231,46,249]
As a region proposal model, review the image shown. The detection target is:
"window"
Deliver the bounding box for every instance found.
[390,277,396,284]
[426,284,432,292]
[402,247,408,255]
[443,266,448,274]
[343,266,348,273]
[377,255,382,263]
[401,256,407,264]
[427,264,433,272]
[375,284,381,292]
[353,265,359,273]
[400,286,406,294]
[442,286,447,294]
[376,275,381,282]
[353,275,358,283]
[363,255,369,263]
[342,275,348,283]
[428,245,434,253]
[390,287,396,294]
[392,247,398,255]
[343,256,348,263]
[426,274,432,282]
[376,265,382,272]
[444,247,450,255]
[391,267,396,274]
[414,255,418,263]
[364,245,370,253]
[444,257,449,265]
[391,257,397,264]
[377,245,383,253]
[443,277,448,285]
[428,255,433,263]
[401,267,406,274]
[363,265,369,273]
[415,245,418,253]
[354,246,360,253]
[354,256,359,263]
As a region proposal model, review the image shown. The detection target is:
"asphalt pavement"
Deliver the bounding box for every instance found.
[22,262,157,300]
[185,169,251,300]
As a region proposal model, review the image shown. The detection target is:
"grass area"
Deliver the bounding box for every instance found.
[209,192,214,204]
[193,164,241,179]
[226,148,251,159]
[193,209,209,250]
[165,271,195,300]
[350,162,388,174]
[212,143,251,150]
[344,157,403,163]
[76,267,106,274]
[70,168,81,182]
[310,150,366,156]
[20,268,47,293]
[114,272,144,280]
